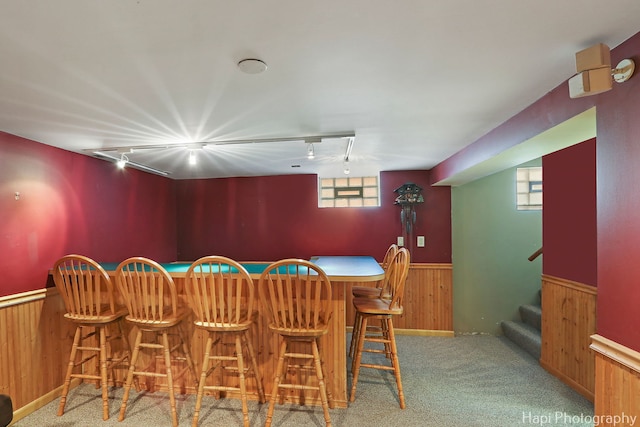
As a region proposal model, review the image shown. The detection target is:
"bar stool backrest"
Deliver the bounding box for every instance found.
[258,259,332,333]
[377,243,399,295]
[381,244,399,270]
[184,256,254,326]
[385,248,411,311]
[53,254,120,319]
[115,257,178,323]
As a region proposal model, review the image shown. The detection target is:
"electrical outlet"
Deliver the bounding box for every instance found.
[397,236,404,247]
[417,236,425,247]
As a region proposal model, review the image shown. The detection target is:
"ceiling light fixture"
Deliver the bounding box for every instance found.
[117,153,128,169]
[86,133,354,154]
[93,151,170,176]
[237,58,268,74]
[343,137,355,175]
[344,137,355,161]
[87,133,354,176]
[307,143,315,159]
[568,43,635,98]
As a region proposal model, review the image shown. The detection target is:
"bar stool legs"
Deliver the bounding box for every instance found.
[191,330,265,427]
[119,326,196,427]
[350,315,405,409]
[58,322,129,421]
[58,327,82,418]
[312,338,333,426]
[265,337,333,427]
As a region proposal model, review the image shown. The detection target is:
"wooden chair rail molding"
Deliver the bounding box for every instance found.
[0,288,52,309]
[590,334,640,374]
[590,334,640,421]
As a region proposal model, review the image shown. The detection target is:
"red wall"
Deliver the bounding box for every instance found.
[430,79,595,186]
[542,139,597,286]
[0,132,178,297]
[595,34,640,350]
[0,131,451,297]
[175,171,451,264]
[433,31,640,352]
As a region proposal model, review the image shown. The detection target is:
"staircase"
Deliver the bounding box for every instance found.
[501,292,542,360]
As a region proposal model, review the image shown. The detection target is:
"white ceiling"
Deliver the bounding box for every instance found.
[1,1,639,180]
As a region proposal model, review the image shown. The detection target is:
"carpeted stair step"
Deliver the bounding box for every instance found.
[501,320,541,360]
[519,304,542,331]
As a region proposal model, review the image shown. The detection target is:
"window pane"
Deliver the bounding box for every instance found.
[321,188,334,197]
[363,176,377,186]
[529,169,543,181]
[516,166,542,211]
[363,187,378,197]
[529,192,543,205]
[335,188,363,198]
[516,182,529,193]
[318,175,379,208]
[517,169,528,180]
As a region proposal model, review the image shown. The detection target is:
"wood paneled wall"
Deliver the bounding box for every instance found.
[539,274,597,401]
[345,263,453,334]
[590,335,640,423]
[0,289,75,422]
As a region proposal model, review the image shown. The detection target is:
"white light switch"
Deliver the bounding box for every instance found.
[417,236,425,247]
[397,236,404,247]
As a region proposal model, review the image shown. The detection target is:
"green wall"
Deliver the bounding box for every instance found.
[452,161,542,335]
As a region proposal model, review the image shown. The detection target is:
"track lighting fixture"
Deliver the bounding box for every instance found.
[117,153,128,169]
[88,132,355,177]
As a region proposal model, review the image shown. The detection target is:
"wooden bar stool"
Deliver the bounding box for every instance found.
[258,259,334,427]
[52,254,130,421]
[184,256,265,427]
[351,243,398,299]
[115,257,198,427]
[349,243,398,358]
[350,248,410,408]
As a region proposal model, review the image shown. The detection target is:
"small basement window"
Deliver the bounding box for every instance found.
[516,166,542,211]
[319,176,379,207]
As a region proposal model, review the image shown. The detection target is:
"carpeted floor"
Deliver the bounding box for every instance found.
[12,334,594,427]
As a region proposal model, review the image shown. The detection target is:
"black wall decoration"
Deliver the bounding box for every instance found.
[394,182,424,235]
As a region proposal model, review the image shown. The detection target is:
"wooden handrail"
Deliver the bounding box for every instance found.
[528,247,543,261]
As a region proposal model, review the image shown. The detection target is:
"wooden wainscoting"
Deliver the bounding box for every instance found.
[539,274,597,401]
[345,263,453,335]
[0,288,76,422]
[590,335,640,422]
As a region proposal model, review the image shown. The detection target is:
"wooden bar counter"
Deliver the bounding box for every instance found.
[101,256,384,408]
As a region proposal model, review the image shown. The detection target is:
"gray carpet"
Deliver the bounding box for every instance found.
[12,335,594,427]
